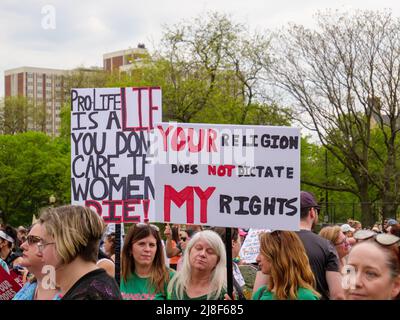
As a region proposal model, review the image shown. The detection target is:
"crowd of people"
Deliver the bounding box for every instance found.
[1,191,399,300]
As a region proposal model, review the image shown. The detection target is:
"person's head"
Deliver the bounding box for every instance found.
[121,223,169,293]
[319,226,350,259]
[340,223,355,238]
[344,240,400,300]
[19,224,46,276]
[211,227,241,258]
[179,230,189,243]
[300,191,320,229]
[386,219,398,233]
[104,232,115,256]
[390,224,400,237]
[256,230,320,300]
[17,226,27,242]
[0,225,17,253]
[168,230,226,300]
[186,224,203,237]
[353,221,362,231]
[38,205,105,269]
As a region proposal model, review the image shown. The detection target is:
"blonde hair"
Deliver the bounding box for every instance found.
[39,205,105,264]
[167,230,226,300]
[259,231,320,300]
[319,226,341,244]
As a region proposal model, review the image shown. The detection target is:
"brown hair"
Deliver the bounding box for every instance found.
[319,226,341,244]
[39,205,105,264]
[121,224,170,294]
[259,231,320,300]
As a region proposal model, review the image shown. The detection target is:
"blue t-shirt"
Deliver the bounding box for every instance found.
[0,258,9,274]
[12,281,61,300]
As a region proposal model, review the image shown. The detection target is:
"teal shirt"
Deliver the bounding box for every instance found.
[120,270,174,300]
[252,285,319,300]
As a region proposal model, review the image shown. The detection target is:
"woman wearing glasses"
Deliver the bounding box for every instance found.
[319,226,350,271]
[344,232,400,300]
[37,205,122,300]
[120,223,174,300]
[167,230,227,300]
[253,231,320,300]
[12,224,59,300]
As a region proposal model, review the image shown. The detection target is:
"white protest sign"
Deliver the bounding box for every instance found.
[151,122,300,230]
[71,87,162,223]
[239,228,270,264]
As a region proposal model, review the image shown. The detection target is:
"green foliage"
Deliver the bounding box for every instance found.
[0,132,70,225]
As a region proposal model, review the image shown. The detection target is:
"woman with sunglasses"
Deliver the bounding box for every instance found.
[319,226,350,271]
[12,224,60,300]
[167,230,227,300]
[37,205,122,300]
[344,233,400,300]
[120,223,174,300]
[253,231,320,300]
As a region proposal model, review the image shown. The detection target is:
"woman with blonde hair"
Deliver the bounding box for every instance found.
[319,226,349,271]
[167,230,227,300]
[253,230,320,300]
[120,223,173,300]
[38,205,122,300]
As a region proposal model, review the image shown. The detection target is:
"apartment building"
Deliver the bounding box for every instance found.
[4,66,67,136]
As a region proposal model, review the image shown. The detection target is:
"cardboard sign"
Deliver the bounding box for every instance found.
[71,87,162,223]
[152,123,300,230]
[0,267,23,300]
[239,228,270,264]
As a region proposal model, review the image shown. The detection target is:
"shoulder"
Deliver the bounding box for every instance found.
[13,282,37,300]
[297,288,319,300]
[252,285,269,300]
[63,269,122,300]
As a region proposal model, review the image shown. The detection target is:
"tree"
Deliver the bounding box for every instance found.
[0,132,70,225]
[109,12,290,126]
[269,10,400,226]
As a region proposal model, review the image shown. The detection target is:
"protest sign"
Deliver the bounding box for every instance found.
[71,87,162,223]
[152,123,300,230]
[0,268,23,300]
[239,228,270,263]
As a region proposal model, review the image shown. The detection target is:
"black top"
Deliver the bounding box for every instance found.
[62,268,122,300]
[296,230,339,300]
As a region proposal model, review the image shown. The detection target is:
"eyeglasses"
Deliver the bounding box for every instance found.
[354,230,400,246]
[135,223,160,232]
[26,235,55,252]
[26,235,42,245]
[334,238,348,246]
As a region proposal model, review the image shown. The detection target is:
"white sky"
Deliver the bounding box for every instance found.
[1,0,400,97]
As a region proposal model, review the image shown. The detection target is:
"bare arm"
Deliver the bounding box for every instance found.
[326,271,345,300]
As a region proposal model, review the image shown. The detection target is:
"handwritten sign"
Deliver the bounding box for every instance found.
[239,229,270,263]
[71,87,162,223]
[152,123,300,230]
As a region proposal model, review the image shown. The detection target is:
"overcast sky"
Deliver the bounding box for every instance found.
[2,0,400,97]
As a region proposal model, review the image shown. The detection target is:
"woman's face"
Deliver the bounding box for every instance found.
[232,235,241,258]
[256,253,271,275]
[335,231,350,259]
[345,243,400,300]
[189,239,219,273]
[131,235,157,268]
[19,224,45,271]
[36,223,61,270]
[104,238,113,255]
[179,231,189,243]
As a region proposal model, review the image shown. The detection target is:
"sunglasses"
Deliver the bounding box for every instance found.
[334,237,349,246]
[354,230,400,246]
[26,235,56,252]
[135,223,160,232]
